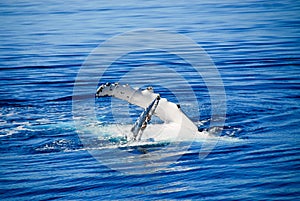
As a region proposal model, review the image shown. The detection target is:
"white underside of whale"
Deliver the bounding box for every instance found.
[96,83,210,142]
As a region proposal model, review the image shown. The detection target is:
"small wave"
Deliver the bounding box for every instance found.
[47,96,73,102]
[0,64,82,71]
[0,130,18,138]
[0,122,34,138]
[34,139,82,153]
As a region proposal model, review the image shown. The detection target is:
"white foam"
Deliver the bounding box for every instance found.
[79,122,240,149]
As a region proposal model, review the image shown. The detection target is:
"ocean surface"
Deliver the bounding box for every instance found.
[1,0,300,200]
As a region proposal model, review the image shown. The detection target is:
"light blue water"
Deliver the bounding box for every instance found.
[1,0,300,200]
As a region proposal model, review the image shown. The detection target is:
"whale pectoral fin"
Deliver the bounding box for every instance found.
[131,95,160,141]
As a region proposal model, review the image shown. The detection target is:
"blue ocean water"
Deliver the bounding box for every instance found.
[1,0,300,200]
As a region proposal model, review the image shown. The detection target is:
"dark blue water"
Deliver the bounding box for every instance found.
[1,0,300,200]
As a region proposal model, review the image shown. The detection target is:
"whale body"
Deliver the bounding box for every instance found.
[96,83,199,140]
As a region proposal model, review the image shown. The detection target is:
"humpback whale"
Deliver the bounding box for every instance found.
[96,83,201,141]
